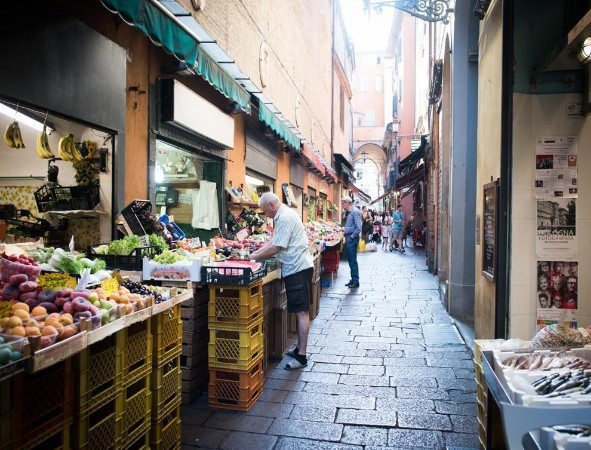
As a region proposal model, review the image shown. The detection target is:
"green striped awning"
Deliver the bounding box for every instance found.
[258,102,301,152]
[100,0,251,113]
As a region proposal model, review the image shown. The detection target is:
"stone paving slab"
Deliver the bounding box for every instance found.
[180,250,477,448]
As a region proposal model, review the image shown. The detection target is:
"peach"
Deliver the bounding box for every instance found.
[13,310,30,322]
[60,326,77,340]
[59,314,73,326]
[26,326,41,337]
[31,306,47,317]
[41,325,57,336]
[9,326,26,337]
[12,302,29,313]
[6,316,22,328]
[45,316,60,326]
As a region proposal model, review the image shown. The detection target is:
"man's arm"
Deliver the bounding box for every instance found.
[353,210,362,236]
[250,240,281,261]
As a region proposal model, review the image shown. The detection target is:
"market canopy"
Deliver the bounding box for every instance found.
[301,144,326,175]
[399,135,428,174]
[257,101,301,152]
[100,0,251,113]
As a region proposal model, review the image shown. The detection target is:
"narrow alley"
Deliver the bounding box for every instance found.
[181,248,479,450]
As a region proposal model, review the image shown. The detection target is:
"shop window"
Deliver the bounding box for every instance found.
[245,171,274,201]
[154,139,222,241]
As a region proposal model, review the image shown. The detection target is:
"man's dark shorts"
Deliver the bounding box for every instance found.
[284,267,313,313]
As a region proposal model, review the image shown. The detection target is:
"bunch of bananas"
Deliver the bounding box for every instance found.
[58,135,98,162]
[4,122,25,148]
[35,126,54,159]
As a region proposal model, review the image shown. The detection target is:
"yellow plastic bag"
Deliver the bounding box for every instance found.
[357,239,366,252]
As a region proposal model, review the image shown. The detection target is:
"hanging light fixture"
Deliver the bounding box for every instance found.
[578,37,591,64]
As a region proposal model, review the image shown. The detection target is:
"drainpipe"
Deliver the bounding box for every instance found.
[495,0,513,339]
[330,1,336,171]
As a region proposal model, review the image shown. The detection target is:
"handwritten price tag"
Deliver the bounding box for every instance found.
[100,278,119,295]
[38,273,77,290]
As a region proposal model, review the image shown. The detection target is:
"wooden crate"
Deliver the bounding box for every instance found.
[180,302,209,320]
[271,305,288,360]
[181,314,208,333]
[181,348,208,371]
[263,282,274,316]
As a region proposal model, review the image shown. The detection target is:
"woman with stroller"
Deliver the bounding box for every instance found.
[381,211,392,251]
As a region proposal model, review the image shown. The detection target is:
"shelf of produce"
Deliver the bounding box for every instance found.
[30,331,87,373]
[123,303,153,327]
[152,289,191,316]
[85,313,126,346]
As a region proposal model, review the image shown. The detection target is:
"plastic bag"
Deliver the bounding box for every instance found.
[365,242,377,252]
[357,239,366,252]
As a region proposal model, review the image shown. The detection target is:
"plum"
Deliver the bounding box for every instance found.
[18,281,38,293]
[24,298,39,309]
[89,305,99,316]
[2,285,20,301]
[62,301,73,314]
[38,290,56,303]
[54,297,70,308]
[9,274,28,285]
[71,291,90,300]
[56,288,72,298]
[38,302,58,314]
[20,291,38,302]
[72,297,91,313]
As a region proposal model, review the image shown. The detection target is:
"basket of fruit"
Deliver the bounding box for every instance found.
[1,254,41,283]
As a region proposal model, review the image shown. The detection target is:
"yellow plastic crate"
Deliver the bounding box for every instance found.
[149,403,181,450]
[71,396,123,450]
[22,421,70,450]
[478,421,486,450]
[151,357,181,422]
[12,360,73,450]
[152,306,182,367]
[125,429,149,450]
[208,281,263,327]
[73,332,124,416]
[208,318,264,370]
[123,320,153,388]
[118,375,151,448]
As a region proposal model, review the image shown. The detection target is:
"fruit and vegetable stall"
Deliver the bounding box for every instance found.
[0,202,343,449]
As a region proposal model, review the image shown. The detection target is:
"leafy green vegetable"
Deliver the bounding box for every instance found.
[57,255,84,274]
[149,233,168,252]
[107,235,141,256]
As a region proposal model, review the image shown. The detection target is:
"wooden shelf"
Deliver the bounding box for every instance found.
[227,201,261,209]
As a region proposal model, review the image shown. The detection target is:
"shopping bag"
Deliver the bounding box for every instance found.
[366,242,377,252]
[357,239,366,252]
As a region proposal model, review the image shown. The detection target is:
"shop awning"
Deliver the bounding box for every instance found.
[399,135,427,174]
[394,165,425,191]
[301,144,326,175]
[257,101,301,152]
[370,190,393,206]
[100,0,251,113]
[349,184,371,203]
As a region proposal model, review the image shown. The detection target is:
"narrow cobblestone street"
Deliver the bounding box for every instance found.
[182,246,479,449]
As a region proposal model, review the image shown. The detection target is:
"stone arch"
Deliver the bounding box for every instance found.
[353,142,387,196]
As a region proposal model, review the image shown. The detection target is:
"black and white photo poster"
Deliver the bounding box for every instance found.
[536,198,576,258]
[535,136,578,198]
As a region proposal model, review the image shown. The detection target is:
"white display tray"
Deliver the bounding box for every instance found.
[142,257,201,282]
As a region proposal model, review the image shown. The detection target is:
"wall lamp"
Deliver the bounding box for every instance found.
[0,102,54,132]
[578,37,591,64]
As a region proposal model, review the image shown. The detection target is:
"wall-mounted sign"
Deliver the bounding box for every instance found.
[482,181,498,282]
[535,136,577,198]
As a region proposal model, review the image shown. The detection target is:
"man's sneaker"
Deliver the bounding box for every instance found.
[285,358,307,370]
[348,283,360,288]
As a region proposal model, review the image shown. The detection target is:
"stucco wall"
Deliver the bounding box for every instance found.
[475,0,503,339]
[178,0,333,159]
[510,93,591,338]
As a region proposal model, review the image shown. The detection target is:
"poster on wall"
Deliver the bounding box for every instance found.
[535,136,578,198]
[535,198,576,258]
[535,260,578,330]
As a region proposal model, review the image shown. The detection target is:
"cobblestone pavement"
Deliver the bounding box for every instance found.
[182,246,479,449]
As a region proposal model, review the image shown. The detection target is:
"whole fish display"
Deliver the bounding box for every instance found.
[502,351,591,371]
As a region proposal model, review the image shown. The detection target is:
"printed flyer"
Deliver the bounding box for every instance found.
[535,260,578,329]
[534,136,578,198]
[535,198,576,258]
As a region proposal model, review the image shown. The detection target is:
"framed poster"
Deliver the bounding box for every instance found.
[482,181,498,282]
[535,198,576,258]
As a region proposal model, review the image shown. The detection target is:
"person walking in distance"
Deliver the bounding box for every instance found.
[391,204,405,253]
[341,196,361,288]
[250,192,314,370]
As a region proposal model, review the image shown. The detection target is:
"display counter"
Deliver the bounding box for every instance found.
[481,350,591,450]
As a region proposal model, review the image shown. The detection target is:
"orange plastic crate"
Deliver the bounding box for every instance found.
[208,358,263,405]
[208,281,263,327]
[208,319,264,370]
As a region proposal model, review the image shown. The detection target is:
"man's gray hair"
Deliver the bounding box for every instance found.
[341,196,353,203]
[259,192,280,208]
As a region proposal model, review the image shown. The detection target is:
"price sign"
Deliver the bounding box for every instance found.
[38,273,77,290]
[101,277,119,296]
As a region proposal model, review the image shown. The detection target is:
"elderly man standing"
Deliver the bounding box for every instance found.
[341,196,362,288]
[250,192,314,370]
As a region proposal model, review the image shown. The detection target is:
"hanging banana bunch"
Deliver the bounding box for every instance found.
[58,134,76,161]
[3,121,25,149]
[35,126,54,159]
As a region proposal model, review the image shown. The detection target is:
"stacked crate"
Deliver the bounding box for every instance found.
[71,333,124,449]
[150,305,182,450]
[208,280,264,411]
[180,286,209,405]
[321,250,340,274]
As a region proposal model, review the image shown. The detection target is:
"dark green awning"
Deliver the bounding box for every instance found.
[258,102,301,152]
[399,135,427,174]
[100,0,251,113]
